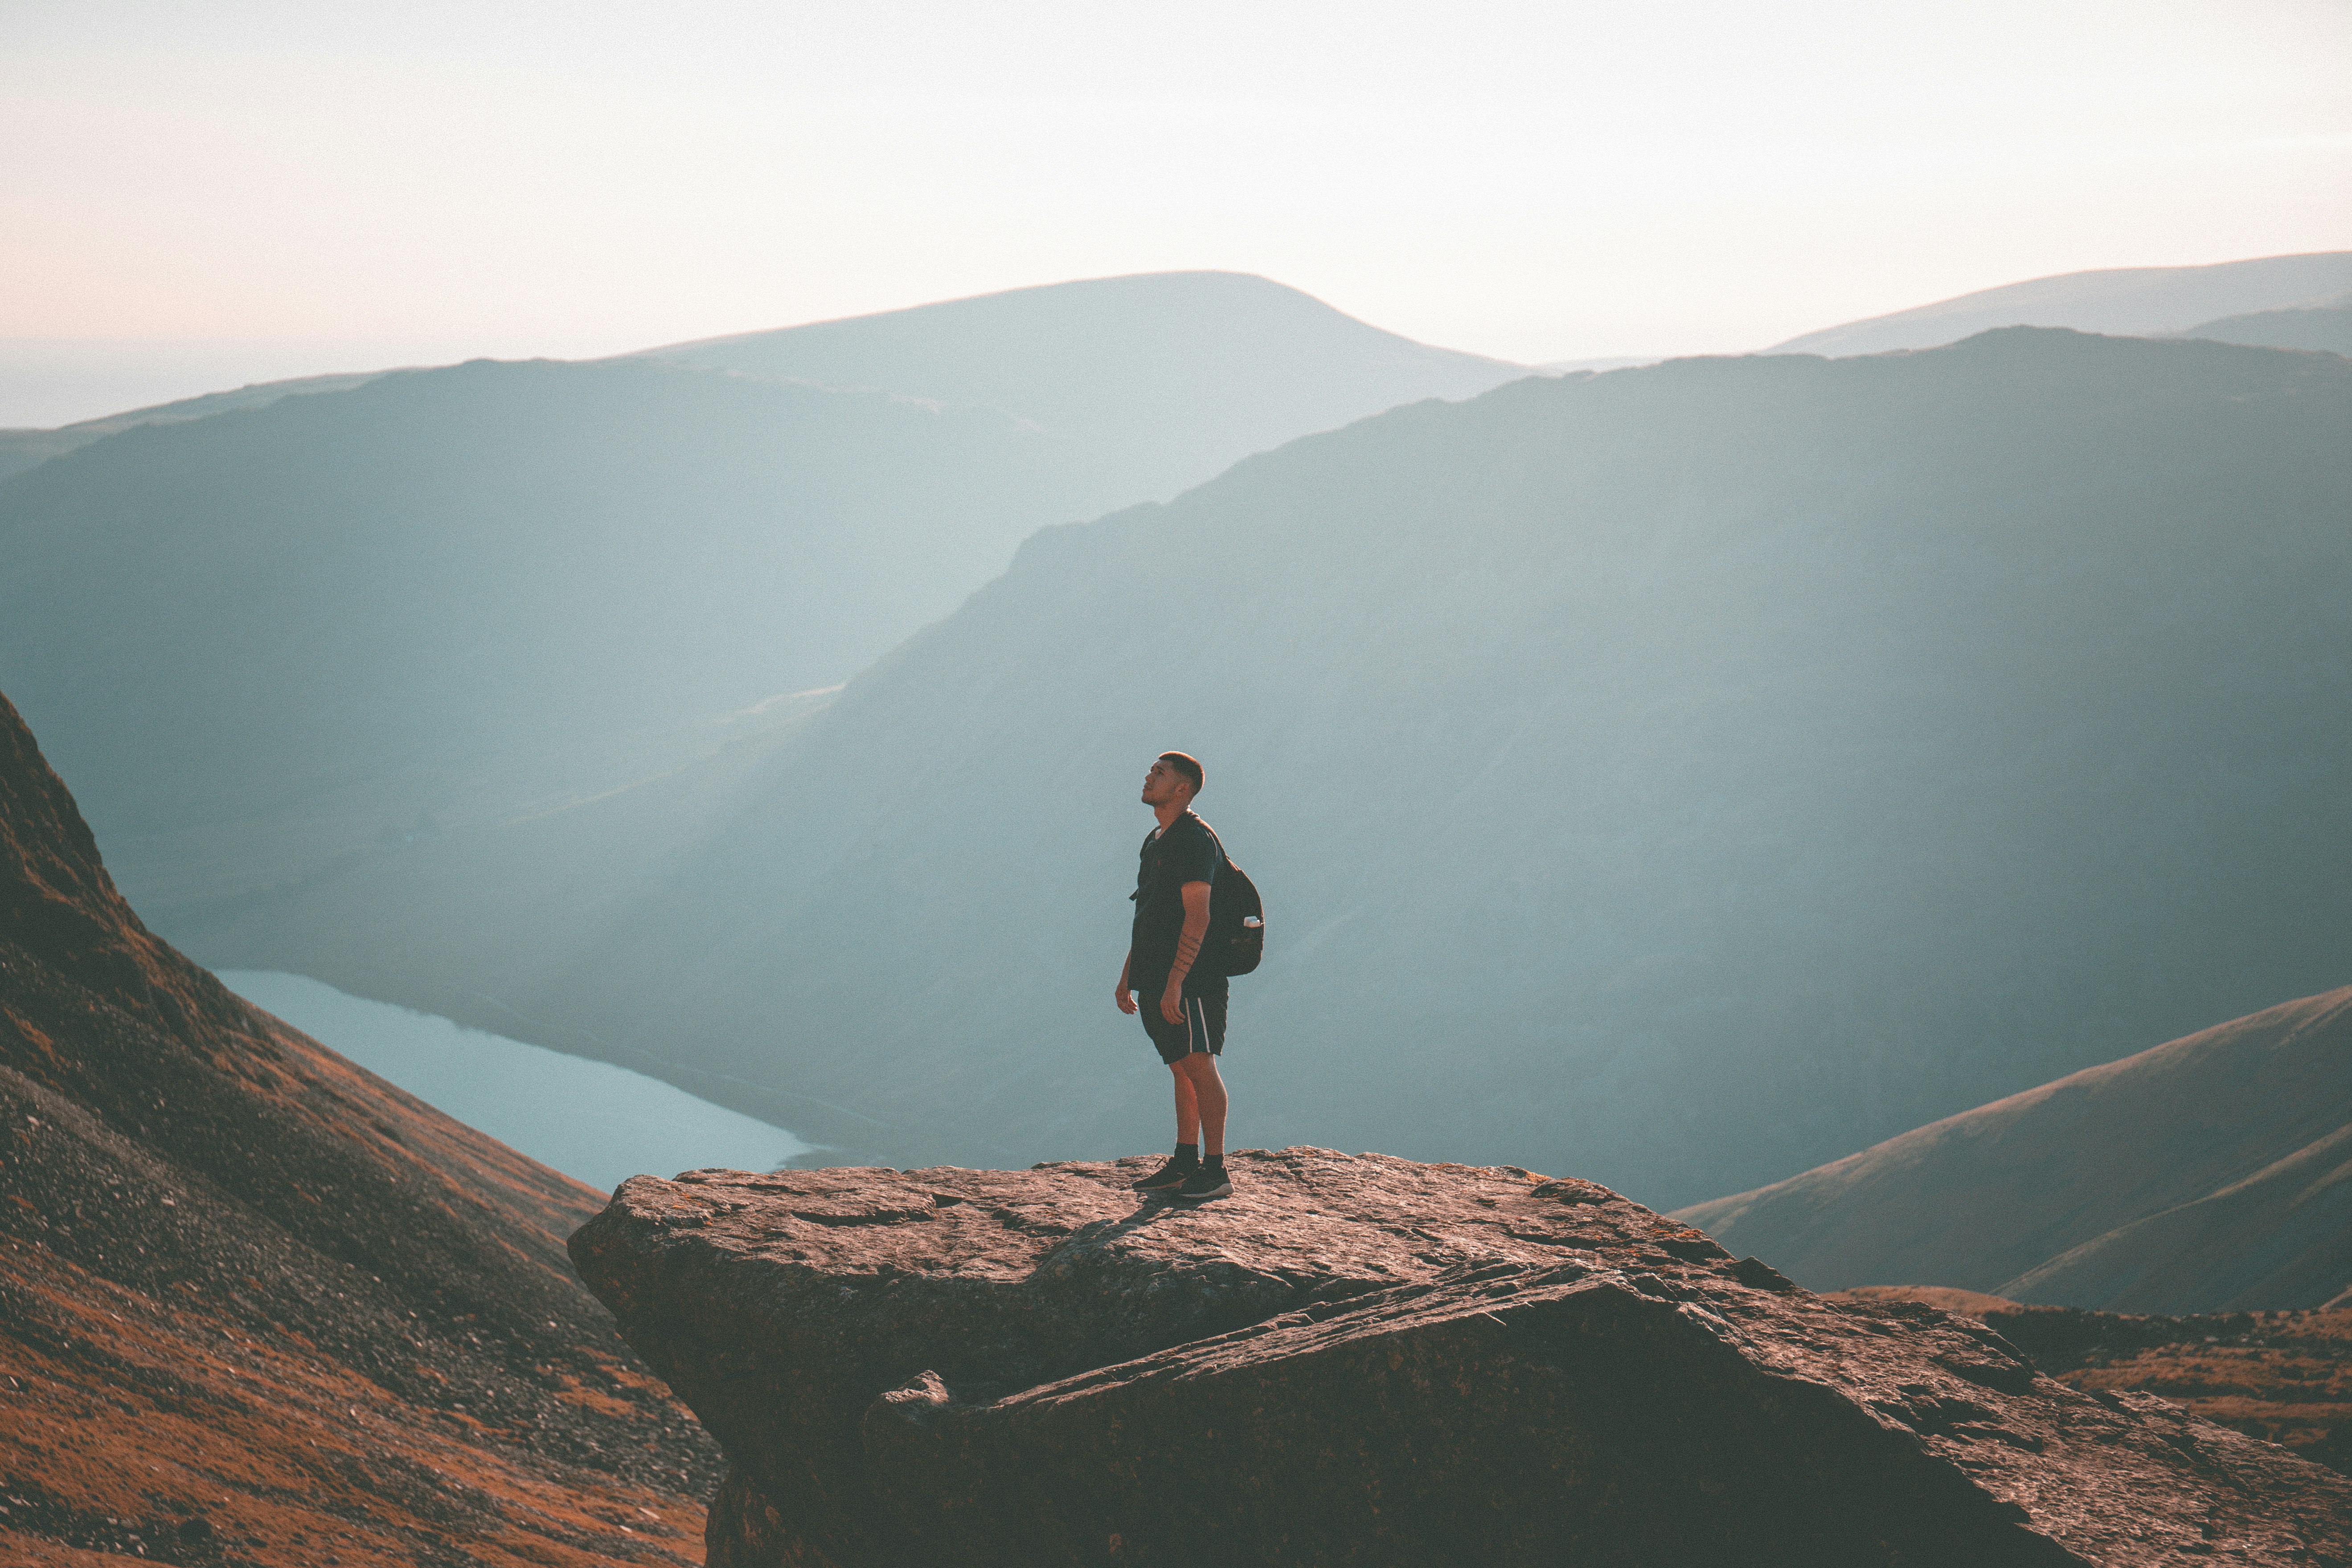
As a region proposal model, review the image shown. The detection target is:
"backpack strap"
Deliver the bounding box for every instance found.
[1196,817,1233,873]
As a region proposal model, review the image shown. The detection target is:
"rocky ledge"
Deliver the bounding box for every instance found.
[569,1148,2352,1567]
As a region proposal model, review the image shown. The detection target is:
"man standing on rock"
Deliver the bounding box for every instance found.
[1117,751,1233,1200]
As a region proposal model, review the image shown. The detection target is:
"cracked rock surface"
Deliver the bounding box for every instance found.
[569,1149,2352,1567]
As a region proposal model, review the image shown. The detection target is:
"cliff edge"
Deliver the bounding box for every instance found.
[569,1149,2352,1567]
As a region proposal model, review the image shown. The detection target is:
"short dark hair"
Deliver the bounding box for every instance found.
[1159,750,1204,796]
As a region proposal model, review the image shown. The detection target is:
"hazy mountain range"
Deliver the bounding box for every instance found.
[5,261,2348,1218]
[1773,250,2352,356]
[6,248,2334,495]
[142,325,2352,1212]
[0,271,1518,487]
[0,274,1524,949]
[1676,987,2352,1312]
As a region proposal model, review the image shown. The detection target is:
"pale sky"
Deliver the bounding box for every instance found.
[4,0,2349,424]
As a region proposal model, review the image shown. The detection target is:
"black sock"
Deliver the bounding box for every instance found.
[1174,1142,1198,1164]
[1202,1154,1224,1171]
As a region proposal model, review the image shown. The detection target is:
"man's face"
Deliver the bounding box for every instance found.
[1141,757,1188,807]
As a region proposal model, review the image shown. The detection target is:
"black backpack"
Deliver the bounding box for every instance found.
[1199,823,1266,978]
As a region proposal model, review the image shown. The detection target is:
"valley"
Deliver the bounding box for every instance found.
[131,323,2352,1212]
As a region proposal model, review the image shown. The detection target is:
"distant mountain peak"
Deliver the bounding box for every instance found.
[628,269,1515,366]
[619,270,1522,434]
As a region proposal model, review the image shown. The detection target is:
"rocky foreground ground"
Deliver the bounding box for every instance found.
[571,1149,2352,1567]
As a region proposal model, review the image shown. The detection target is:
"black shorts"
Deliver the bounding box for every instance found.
[1139,988,1226,1065]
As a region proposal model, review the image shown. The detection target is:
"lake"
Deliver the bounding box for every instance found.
[216,970,813,1192]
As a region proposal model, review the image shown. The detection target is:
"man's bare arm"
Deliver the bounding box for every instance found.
[1160,880,1212,1025]
[1116,949,1137,1014]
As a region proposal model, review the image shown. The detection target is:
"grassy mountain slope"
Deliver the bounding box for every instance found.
[633,270,1526,516]
[1676,988,2352,1311]
[0,688,717,1564]
[286,328,2349,1211]
[1772,251,2352,356]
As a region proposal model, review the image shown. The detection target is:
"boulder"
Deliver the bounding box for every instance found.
[569,1148,2352,1566]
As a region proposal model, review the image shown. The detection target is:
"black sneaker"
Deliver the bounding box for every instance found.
[1131,1157,1196,1192]
[1174,1165,1232,1200]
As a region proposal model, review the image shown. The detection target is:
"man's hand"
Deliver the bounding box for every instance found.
[1116,977,1138,1015]
[1160,979,1187,1026]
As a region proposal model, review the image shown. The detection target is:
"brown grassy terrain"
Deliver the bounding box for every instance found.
[0,1224,701,1565]
[1828,1286,2352,1477]
[1988,1305,2352,1477]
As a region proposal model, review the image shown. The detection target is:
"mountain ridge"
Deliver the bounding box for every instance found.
[1672,986,2352,1312]
[1772,250,2352,356]
[0,369,385,481]
[2179,295,2352,356]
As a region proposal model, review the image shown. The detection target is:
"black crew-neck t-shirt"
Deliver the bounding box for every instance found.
[1129,811,1226,996]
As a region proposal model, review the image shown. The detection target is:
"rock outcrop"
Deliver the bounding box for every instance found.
[0,688,717,1564]
[570,1149,2352,1567]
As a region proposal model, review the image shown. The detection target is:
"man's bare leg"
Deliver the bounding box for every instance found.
[1170,1064,1201,1146]
[1170,1054,1227,1159]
